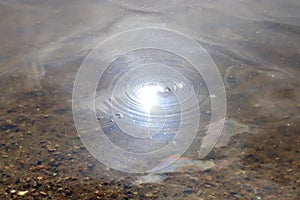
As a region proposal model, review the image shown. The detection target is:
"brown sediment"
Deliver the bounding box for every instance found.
[241,122,300,188]
[1,74,299,199]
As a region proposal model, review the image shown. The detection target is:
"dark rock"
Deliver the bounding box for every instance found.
[0,124,18,131]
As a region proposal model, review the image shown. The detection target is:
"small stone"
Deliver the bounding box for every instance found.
[182,188,193,194]
[73,146,80,150]
[240,189,247,195]
[36,161,42,165]
[10,190,16,194]
[153,190,159,194]
[197,189,203,196]
[145,192,153,197]
[37,176,43,181]
[253,103,260,108]
[64,189,72,195]
[40,191,47,196]
[204,175,213,181]
[97,116,103,120]
[17,190,28,196]
[94,190,103,195]
[115,113,123,119]
[47,145,56,152]
[87,162,95,169]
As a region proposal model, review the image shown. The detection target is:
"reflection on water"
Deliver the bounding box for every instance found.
[0,0,299,199]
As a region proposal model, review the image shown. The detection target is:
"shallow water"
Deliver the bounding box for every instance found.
[1,0,299,199]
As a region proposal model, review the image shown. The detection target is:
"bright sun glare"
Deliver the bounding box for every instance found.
[135,85,164,113]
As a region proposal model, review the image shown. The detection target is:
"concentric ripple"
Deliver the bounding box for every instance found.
[72,27,226,173]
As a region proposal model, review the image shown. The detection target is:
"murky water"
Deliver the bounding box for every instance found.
[1,0,299,199]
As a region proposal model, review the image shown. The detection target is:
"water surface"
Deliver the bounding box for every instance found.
[1,0,299,199]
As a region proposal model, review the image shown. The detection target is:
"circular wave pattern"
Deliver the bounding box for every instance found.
[72,27,226,173]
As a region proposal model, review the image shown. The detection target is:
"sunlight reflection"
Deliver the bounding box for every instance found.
[135,84,165,113]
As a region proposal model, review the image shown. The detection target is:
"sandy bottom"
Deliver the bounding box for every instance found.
[0,70,299,200]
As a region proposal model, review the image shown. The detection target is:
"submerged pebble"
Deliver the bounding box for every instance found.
[17,190,28,196]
